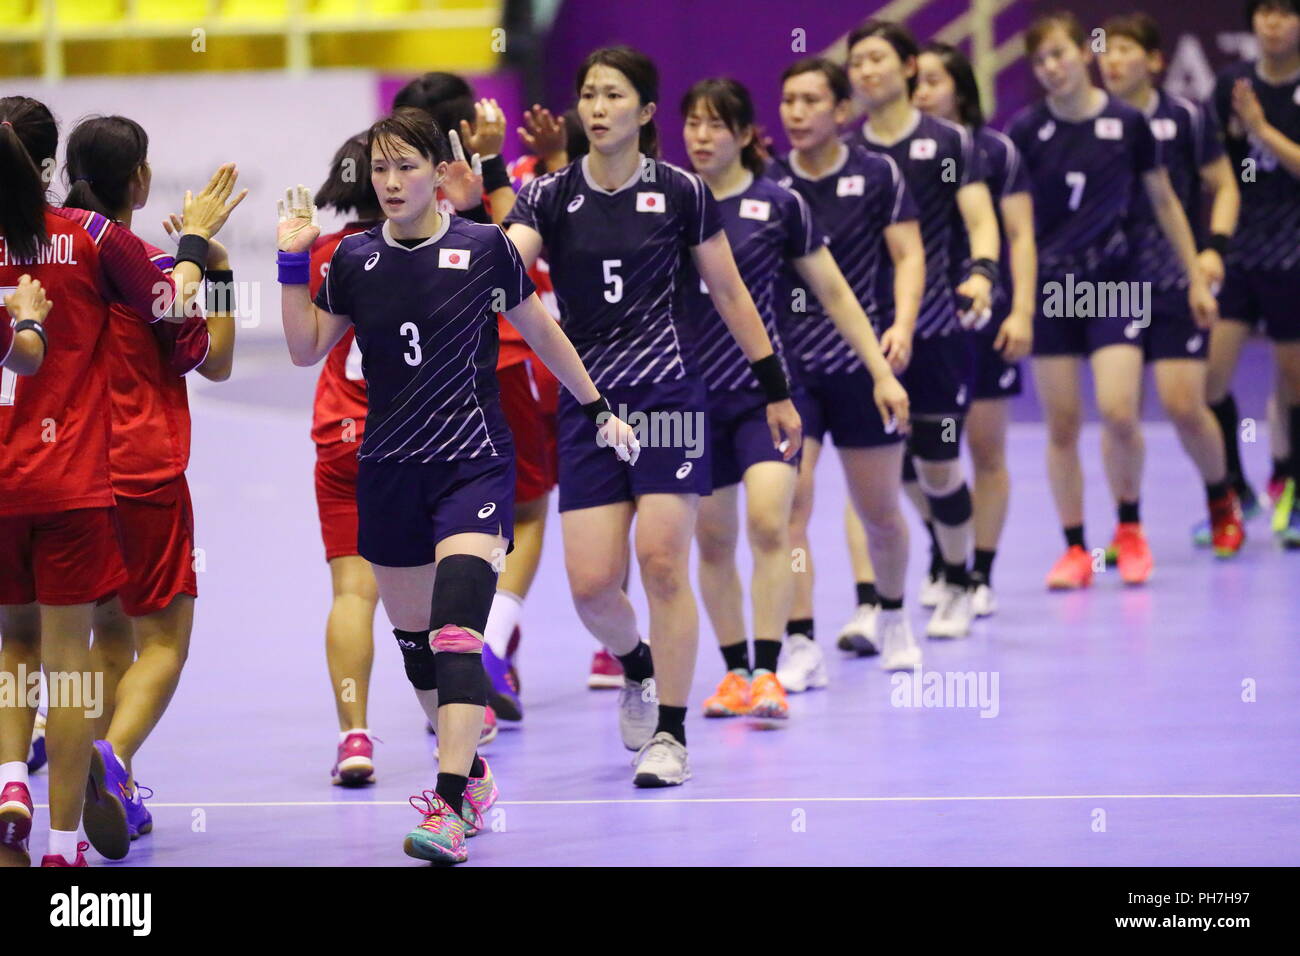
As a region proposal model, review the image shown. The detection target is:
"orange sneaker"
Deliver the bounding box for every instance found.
[1110,523,1153,584]
[1046,545,1093,590]
[748,671,789,720]
[702,670,751,717]
[1209,491,1245,558]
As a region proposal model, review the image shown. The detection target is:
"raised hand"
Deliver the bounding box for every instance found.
[277,184,320,253]
[182,163,248,240]
[164,213,230,269]
[442,129,485,211]
[4,274,52,323]
[518,105,567,161]
[460,98,506,158]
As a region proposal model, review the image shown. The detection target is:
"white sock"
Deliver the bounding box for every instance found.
[48,828,79,859]
[483,590,523,659]
[338,727,369,743]
[0,761,29,789]
[414,689,440,732]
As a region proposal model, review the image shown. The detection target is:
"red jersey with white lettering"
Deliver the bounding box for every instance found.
[107,238,211,499]
[498,155,558,369]
[0,311,13,366]
[311,225,372,448]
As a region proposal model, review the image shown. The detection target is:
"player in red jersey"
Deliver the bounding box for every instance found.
[0,96,243,867]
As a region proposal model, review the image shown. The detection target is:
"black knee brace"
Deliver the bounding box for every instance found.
[430,554,498,635]
[433,647,487,707]
[927,482,973,527]
[394,628,437,691]
[908,416,964,462]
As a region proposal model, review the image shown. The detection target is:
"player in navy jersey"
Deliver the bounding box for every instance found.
[765,57,927,680]
[1099,12,1248,559]
[278,108,638,863]
[912,42,1037,617]
[503,47,801,787]
[1208,0,1300,546]
[1007,11,1219,590]
[679,78,909,720]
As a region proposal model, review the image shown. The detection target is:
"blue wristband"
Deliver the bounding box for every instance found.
[277,250,311,285]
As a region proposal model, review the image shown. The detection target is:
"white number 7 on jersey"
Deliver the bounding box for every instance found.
[1065,171,1086,211]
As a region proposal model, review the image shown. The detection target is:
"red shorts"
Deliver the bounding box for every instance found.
[315,441,361,562]
[0,507,128,606]
[499,359,559,503]
[114,477,199,617]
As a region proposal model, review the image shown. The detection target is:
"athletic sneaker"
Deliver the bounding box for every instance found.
[26,712,46,773]
[748,671,789,720]
[1046,545,1093,590]
[125,784,153,841]
[702,670,750,717]
[1277,479,1300,548]
[1110,523,1153,584]
[618,677,658,751]
[1192,484,1261,547]
[1209,491,1245,558]
[83,739,131,861]
[971,583,997,617]
[40,841,89,868]
[403,791,469,864]
[0,781,33,867]
[1272,478,1296,536]
[460,757,499,838]
[1268,475,1288,509]
[878,613,921,672]
[482,645,522,722]
[919,571,945,608]
[776,634,828,693]
[632,731,691,788]
[588,648,624,689]
[331,731,376,786]
[836,604,880,655]
[926,584,974,639]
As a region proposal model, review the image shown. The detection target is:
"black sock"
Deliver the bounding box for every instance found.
[943,561,971,589]
[972,548,996,586]
[1064,525,1085,549]
[856,581,879,607]
[616,641,654,684]
[720,642,749,673]
[924,521,943,575]
[1206,480,1229,504]
[655,704,687,745]
[1209,394,1246,490]
[469,753,484,778]
[878,594,903,611]
[786,618,814,641]
[753,639,782,673]
[435,772,467,816]
[1289,406,1300,481]
[1118,499,1140,525]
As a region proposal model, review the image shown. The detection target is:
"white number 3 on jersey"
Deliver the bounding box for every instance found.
[400,321,422,366]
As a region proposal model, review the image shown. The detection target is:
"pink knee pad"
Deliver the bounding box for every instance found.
[431,624,483,654]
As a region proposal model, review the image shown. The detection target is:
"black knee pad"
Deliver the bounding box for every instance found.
[908,416,964,462]
[433,642,488,707]
[430,554,498,635]
[901,451,918,483]
[394,628,437,691]
[927,482,973,527]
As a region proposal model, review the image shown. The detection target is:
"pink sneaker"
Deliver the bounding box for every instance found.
[331,731,376,786]
[41,841,90,868]
[0,781,33,867]
[460,756,499,837]
[588,648,624,689]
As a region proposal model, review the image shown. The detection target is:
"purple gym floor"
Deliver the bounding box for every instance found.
[24,339,1300,866]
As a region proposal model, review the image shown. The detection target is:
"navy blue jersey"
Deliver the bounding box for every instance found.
[502,154,723,389]
[949,125,1032,307]
[766,144,917,376]
[314,217,535,464]
[678,175,821,392]
[1213,61,1300,270]
[1127,91,1224,292]
[1006,94,1160,273]
[854,110,979,338]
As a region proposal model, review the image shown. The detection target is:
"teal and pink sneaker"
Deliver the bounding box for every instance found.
[0,781,33,867]
[126,784,153,841]
[460,757,499,837]
[403,791,469,864]
[84,740,131,861]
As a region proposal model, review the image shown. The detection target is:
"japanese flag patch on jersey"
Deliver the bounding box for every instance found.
[636,192,666,213]
[1094,117,1122,140]
[439,248,472,269]
[909,138,937,160]
[1150,118,1177,141]
[739,198,771,221]
[836,175,865,197]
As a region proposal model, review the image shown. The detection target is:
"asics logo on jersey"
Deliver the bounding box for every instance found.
[836,175,865,197]
[777,176,793,189]
[1038,121,1056,141]
[956,385,968,406]
[1187,334,1204,353]
[478,502,497,519]
[567,195,585,213]
[1124,322,1141,340]
[1094,117,1123,140]
[999,368,1017,390]
[676,462,694,480]
[365,252,380,271]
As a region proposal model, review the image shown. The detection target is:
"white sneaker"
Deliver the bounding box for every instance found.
[972,583,997,617]
[835,604,881,656]
[632,731,691,787]
[618,677,658,751]
[776,634,828,693]
[919,572,946,608]
[878,611,922,672]
[927,583,974,639]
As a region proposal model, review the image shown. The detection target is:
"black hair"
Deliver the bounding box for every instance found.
[1026,10,1087,56]
[563,107,589,160]
[316,130,382,220]
[1102,12,1162,54]
[0,96,57,263]
[681,77,766,176]
[780,57,852,103]
[1247,0,1300,28]
[575,45,661,157]
[920,42,986,128]
[63,115,149,219]
[847,20,921,95]
[392,72,476,140]
[367,107,454,168]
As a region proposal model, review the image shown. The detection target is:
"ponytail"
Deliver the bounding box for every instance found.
[0,96,57,263]
[64,115,149,220]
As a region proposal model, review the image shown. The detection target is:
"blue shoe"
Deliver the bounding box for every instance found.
[126,784,153,840]
[83,740,131,860]
[25,712,46,773]
[481,645,522,722]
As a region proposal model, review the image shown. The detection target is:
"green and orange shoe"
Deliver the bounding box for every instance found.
[403,791,469,864]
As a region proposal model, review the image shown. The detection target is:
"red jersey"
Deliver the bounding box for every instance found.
[0,310,13,366]
[0,209,170,516]
[495,155,561,369]
[107,239,210,499]
[310,225,372,449]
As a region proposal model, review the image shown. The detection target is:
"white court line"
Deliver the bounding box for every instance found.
[34,793,1300,809]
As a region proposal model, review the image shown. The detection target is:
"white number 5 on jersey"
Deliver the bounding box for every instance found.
[400,321,422,366]
[602,259,623,304]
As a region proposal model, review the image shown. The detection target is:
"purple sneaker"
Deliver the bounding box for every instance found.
[126,784,153,840]
[84,739,131,860]
[482,645,522,722]
[26,712,46,773]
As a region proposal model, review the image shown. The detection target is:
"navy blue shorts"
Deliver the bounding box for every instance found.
[557,375,712,512]
[1032,263,1147,356]
[969,315,1024,400]
[1218,266,1300,342]
[707,387,797,489]
[1144,287,1209,362]
[356,454,515,567]
[794,365,902,449]
[900,331,975,416]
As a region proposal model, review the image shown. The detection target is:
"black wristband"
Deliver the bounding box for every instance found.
[460,202,491,224]
[749,353,791,402]
[481,155,511,194]
[174,233,210,278]
[14,319,47,352]
[1203,234,1230,256]
[582,395,612,424]
[968,257,999,283]
[206,269,235,314]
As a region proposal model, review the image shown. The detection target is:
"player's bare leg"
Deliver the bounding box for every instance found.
[1033,356,1092,588]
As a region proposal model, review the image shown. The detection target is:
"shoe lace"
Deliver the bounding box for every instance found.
[409,790,453,829]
